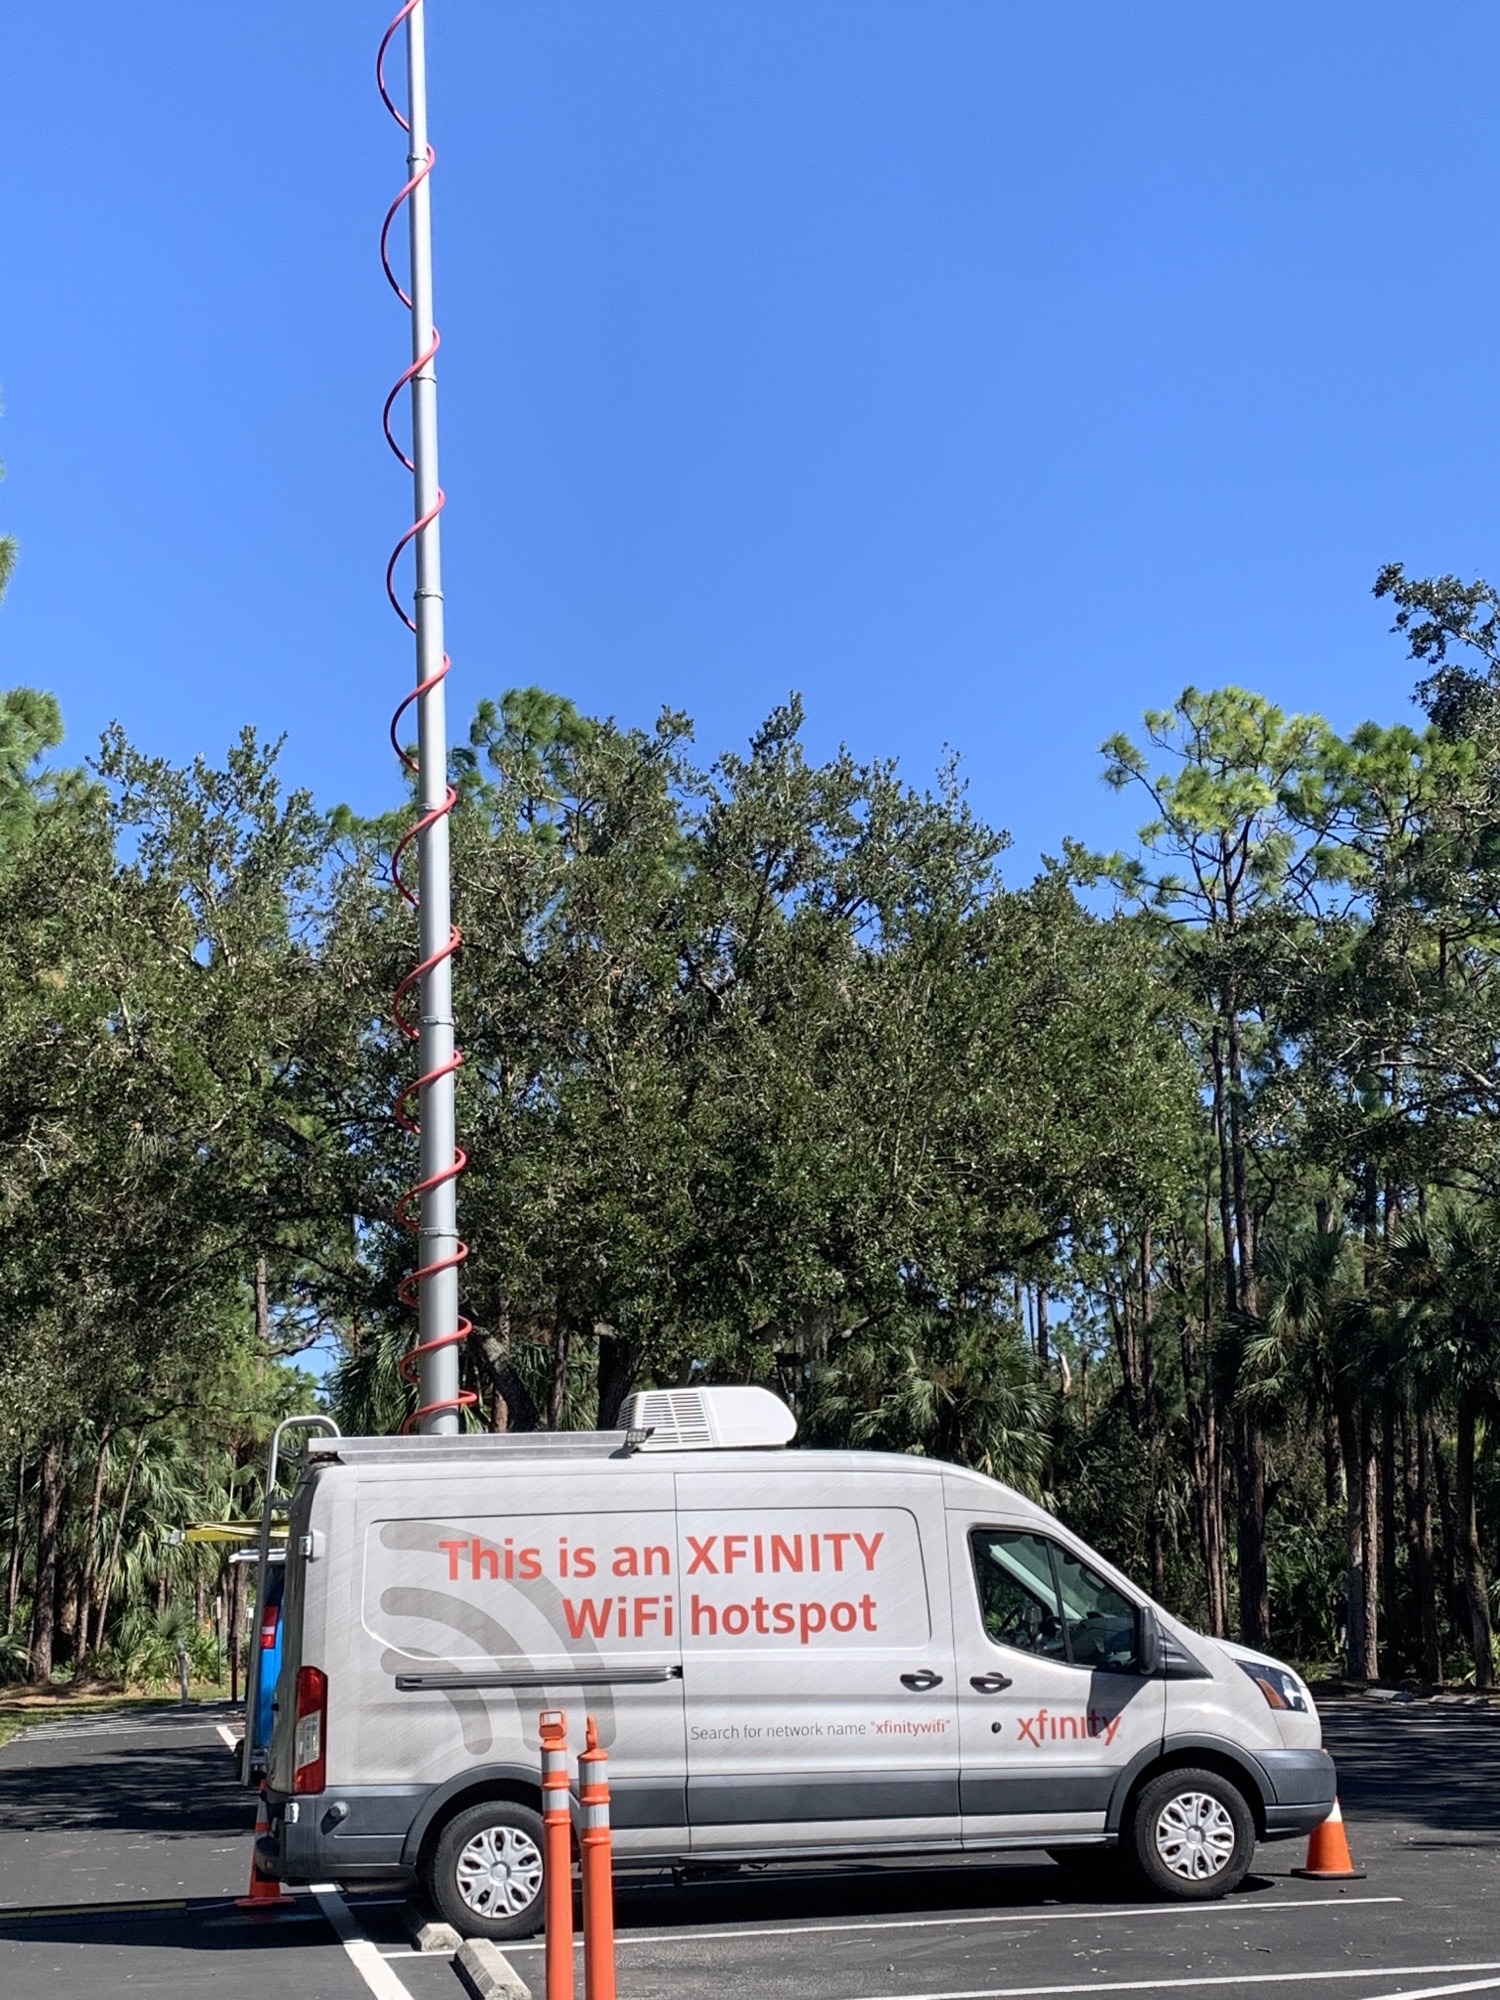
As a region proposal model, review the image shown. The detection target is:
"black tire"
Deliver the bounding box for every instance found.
[1124,1766,1255,1901]
[425,1798,548,1940]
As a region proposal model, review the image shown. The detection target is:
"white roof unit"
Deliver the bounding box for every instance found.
[622,1385,797,1451]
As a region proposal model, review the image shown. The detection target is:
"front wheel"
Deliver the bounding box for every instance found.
[1124,1767,1254,1901]
[426,1799,547,1940]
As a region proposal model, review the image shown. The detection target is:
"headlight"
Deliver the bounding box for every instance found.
[1238,1660,1309,1712]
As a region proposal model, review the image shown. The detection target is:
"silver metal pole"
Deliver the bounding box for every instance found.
[404,1,460,1434]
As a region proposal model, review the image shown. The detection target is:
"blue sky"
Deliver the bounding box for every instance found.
[4,3,1499,874]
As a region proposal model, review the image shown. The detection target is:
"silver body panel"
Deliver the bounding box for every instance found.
[262,1436,1334,1885]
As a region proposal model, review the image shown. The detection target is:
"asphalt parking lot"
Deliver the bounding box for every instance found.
[2,1698,1498,2000]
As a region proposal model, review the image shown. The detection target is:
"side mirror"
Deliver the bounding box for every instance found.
[1136,1605,1163,1677]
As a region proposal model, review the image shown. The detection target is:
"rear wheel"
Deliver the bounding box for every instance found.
[426,1799,547,1940]
[1124,1767,1254,1901]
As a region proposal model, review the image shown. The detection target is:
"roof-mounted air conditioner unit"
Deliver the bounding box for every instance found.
[622,1386,797,1452]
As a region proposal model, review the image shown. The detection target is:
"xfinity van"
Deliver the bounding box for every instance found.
[257,1387,1336,1939]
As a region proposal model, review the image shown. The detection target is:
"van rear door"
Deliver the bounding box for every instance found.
[677,1467,959,1849]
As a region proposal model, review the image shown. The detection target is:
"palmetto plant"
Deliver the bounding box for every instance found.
[808,1309,1056,1494]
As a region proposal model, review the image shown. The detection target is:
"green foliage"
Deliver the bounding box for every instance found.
[0,1625,29,1682]
[8,557,1500,1689]
[97,1602,216,1691]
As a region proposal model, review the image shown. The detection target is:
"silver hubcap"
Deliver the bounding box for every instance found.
[1154,1791,1237,1881]
[454,1824,544,1917]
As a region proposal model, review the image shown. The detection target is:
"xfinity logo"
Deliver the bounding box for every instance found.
[1010,1708,1123,1747]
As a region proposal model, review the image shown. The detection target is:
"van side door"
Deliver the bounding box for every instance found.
[677,1468,959,1852]
[949,1515,1165,1843]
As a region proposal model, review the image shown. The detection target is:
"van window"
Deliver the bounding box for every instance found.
[969,1531,1067,1658]
[1049,1543,1139,1671]
[969,1530,1139,1672]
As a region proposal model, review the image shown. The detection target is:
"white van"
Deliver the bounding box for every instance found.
[260,1388,1335,1938]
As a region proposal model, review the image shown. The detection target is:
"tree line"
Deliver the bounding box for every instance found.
[4,561,1500,1690]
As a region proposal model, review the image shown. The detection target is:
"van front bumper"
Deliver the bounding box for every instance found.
[261,1787,425,1884]
[1258,1748,1338,1839]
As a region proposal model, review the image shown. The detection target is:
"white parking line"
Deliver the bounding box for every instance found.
[502,1892,1401,1952]
[311,1884,415,2000]
[838,1961,1500,2000]
[215,1723,238,1752]
[1368,1983,1500,2000]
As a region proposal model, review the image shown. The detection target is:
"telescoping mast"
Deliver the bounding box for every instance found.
[378,0,472,1436]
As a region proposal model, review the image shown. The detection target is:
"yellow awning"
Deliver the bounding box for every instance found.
[183,1523,289,1545]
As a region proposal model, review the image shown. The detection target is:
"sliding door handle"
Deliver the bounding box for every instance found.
[970,1671,1014,1693]
[899,1669,944,1691]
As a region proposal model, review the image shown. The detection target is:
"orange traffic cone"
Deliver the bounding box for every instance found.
[235,1787,292,1909]
[1292,1797,1365,1880]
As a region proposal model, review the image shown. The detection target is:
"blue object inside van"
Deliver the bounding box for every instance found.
[250,1559,285,1778]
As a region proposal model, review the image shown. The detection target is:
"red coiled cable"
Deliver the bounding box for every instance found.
[378,1,475,1431]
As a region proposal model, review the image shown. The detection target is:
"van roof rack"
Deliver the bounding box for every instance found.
[303,1389,798,1464]
[307,1432,637,1463]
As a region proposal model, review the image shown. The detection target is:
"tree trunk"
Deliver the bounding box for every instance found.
[472,1295,535,1434]
[254,1254,270,1375]
[1223,1007,1268,1650]
[1337,1395,1366,1680]
[1323,1411,1342,1511]
[93,1425,148,1653]
[1181,1340,1228,1633]
[1359,1401,1380,1678]
[1433,1428,1466,1641]
[548,1307,571,1430]
[1380,1388,1401,1677]
[72,1428,113,1675]
[27,1438,64,1683]
[1455,1388,1494,1689]
[1210,1031,1237,1317]
[54,1562,78,1667]
[1035,1288,1050,1371]
[1224,1013,1256,1312]
[596,1332,637,1431]
[1141,1235,1164,1600]
[1410,1413,1442,1683]
[5,1449,25,1630]
[1235,1411,1270,1648]
[1189,1185,1230,1636]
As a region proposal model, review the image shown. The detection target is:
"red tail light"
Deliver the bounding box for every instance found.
[292,1666,327,1794]
[259,1603,280,1652]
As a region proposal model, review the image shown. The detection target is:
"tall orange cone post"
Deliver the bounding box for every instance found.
[540,1709,576,2000]
[578,1716,617,2000]
[1293,1797,1366,1880]
[235,1787,291,1909]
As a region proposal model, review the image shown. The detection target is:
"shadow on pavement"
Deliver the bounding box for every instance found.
[1321,1705,1500,1834]
[0,1897,331,1954]
[601,1854,1285,1934]
[0,1742,248,1839]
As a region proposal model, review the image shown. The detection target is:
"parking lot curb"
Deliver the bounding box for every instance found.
[400,1899,464,1953]
[456,1938,532,2000]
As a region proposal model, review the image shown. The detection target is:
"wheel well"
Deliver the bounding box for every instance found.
[1121,1751,1266,1840]
[413,1778,546,1877]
